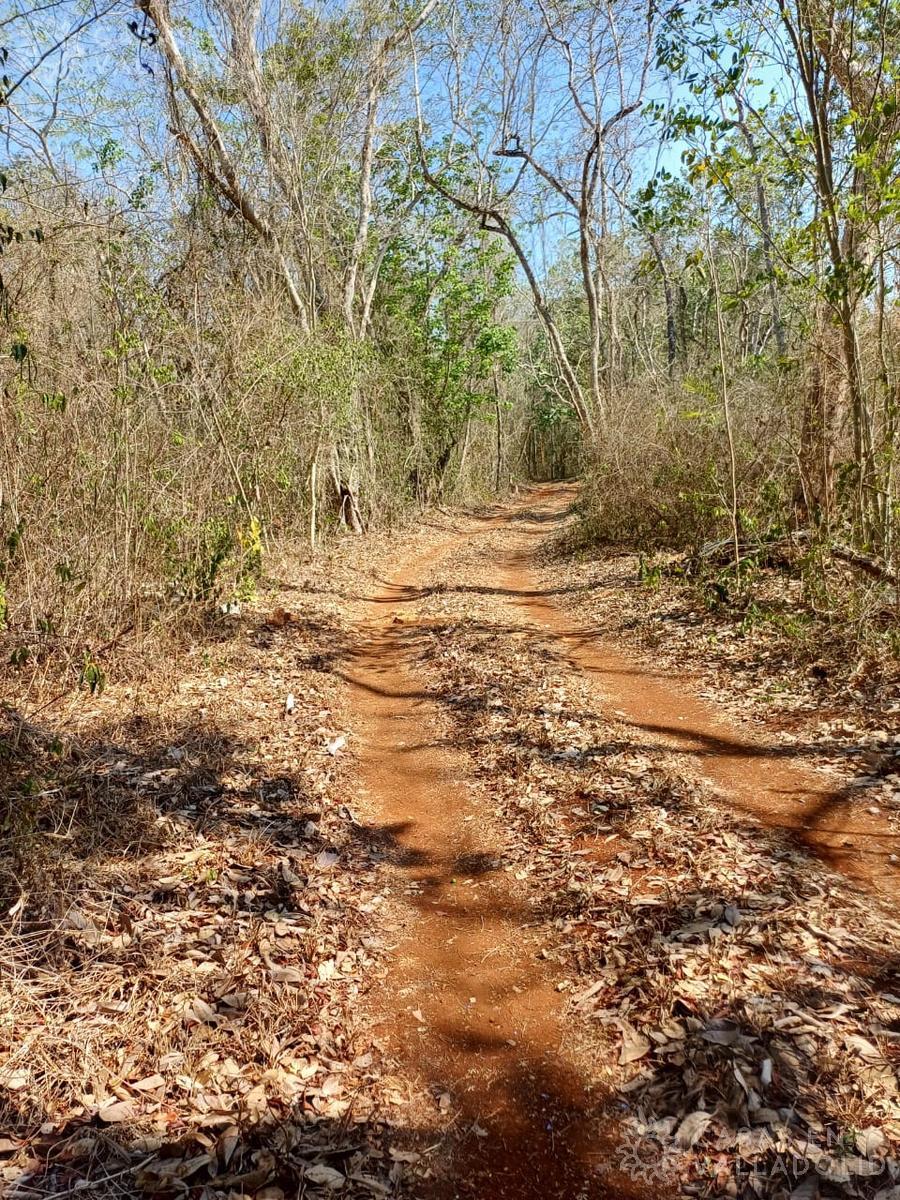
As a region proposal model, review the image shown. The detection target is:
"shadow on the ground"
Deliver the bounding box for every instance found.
[0,692,634,1198]
[334,615,899,869]
[2,504,897,1199]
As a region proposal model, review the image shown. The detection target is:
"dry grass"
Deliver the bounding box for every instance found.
[0,192,513,695]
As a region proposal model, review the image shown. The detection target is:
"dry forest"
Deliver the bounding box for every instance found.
[1,0,900,1197]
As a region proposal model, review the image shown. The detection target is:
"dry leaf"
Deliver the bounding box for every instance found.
[185,997,219,1025]
[304,1163,346,1188]
[856,1126,888,1158]
[131,1074,165,1092]
[675,1110,713,1148]
[97,1100,136,1124]
[617,1020,652,1065]
[0,1068,30,1091]
[388,1149,421,1163]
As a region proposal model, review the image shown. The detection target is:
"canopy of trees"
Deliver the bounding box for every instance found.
[1,0,899,650]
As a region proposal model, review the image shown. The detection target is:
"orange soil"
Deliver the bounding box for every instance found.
[343,485,897,1197]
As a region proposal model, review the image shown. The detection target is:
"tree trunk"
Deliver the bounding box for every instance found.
[329,448,364,534]
[798,320,842,529]
[493,371,504,492]
[648,233,677,374]
[733,99,786,358]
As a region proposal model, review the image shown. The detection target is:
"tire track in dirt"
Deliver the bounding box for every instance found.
[496,484,900,897]
[342,532,643,1199]
[341,484,897,1197]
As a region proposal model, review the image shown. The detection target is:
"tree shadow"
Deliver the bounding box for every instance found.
[329,608,899,888]
[0,694,651,1199]
[3,561,896,1199]
[386,609,900,1196]
[543,877,900,1197]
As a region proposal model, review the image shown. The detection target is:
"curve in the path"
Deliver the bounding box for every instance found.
[342,485,897,1199]
[496,484,899,896]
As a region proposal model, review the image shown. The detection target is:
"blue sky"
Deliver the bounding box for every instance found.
[0,0,808,284]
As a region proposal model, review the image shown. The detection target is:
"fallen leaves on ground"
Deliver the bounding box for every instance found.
[396,514,900,1199]
[540,540,900,836]
[0,528,452,1199]
[3,497,899,1199]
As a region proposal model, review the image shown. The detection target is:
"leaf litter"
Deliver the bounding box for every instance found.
[539,534,900,840]
[389,512,900,1199]
[2,496,899,1200]
[0,526,460,1199]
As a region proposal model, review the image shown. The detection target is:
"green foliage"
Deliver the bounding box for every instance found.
[375,146,519,495]
[79,652,106,695]
[638,555,663,589]
[235,516,263,602]
[263,9,359,92]
[176,517,234,601]
[2,0,895,672]
[93,137,125,174]
[40,391,66,413]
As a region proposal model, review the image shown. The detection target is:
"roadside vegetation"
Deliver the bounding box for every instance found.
[2,0,899,687]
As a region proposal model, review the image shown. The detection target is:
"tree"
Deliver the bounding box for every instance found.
[411,0,658,436]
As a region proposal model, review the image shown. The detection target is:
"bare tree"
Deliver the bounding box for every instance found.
[412,0,657,435]
[777,0,900,540]
[140,0,434,339]
[141,0,313,326]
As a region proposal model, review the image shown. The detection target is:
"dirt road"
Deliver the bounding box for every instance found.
[496,487,898,890]
[343,535,632,1199]
[7,485,896,1200]
[344,485,900,1197]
